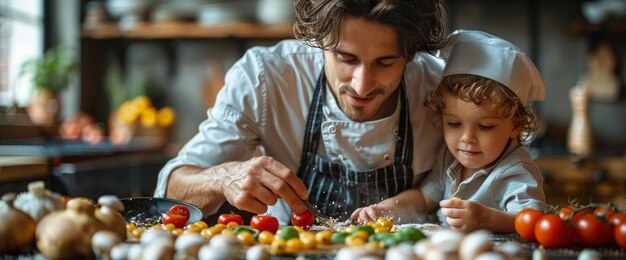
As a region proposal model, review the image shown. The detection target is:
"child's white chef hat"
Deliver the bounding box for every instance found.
[438,29,546,104]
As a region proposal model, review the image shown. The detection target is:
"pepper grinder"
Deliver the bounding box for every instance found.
[567,82,593,161]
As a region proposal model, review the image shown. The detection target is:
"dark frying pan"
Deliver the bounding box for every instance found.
[120,197,203,226]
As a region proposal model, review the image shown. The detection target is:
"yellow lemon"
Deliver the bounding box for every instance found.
[157,107,176,127]
[133,95,152,114]
[119,100,139,124]
[140,107,157,128]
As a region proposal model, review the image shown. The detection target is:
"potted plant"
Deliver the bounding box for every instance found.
[20,46,78,129]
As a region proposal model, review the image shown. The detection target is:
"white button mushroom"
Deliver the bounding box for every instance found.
[429,230,464,253]
[459,230,492,260]
[198,234,241,260]
[97,195,125,213]
[386,243,417,260]
[335,247,380,260]
[413,239,434,259]
[474,252,505,260]
[110,243,133,260]
[92,230,123,260]
[143,236,175,260]
[140,229,175,246]
[245,244,270,260]
[175,233,206,259]
[578,249,601,260]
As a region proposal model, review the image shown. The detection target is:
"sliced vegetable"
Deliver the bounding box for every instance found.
[161,205,190,229]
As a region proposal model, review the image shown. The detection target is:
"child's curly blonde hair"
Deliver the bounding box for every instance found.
[424,74,538,143]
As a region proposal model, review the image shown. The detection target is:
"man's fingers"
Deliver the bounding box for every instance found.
[252,182,279,206]
[234,193,268,214]
[265,157,309,199]
[257,157,308,213]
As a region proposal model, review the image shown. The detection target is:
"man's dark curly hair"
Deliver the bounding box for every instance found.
[293,0,448,58]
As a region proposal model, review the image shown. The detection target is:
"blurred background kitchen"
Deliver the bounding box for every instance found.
[1,0,625,209]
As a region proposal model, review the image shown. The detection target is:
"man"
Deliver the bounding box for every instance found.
[155,0,447,225]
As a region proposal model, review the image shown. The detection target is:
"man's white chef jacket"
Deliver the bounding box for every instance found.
[155,39,445,224]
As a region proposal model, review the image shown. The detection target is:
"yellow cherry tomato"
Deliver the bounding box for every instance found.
[345,236,366,247]
[186,224,202,233]
[376,217,393,232]
[213,223,227,231]
[315,230,333,245]
[126,223,137,233]
[206,226,223,236]
[172,228,184,236]
[374,226,388,234]
[163,223,176,231]
[299,232,317,250]
[227,222,241,228]
[130,227,144,239]
[194,220,209,230]
[200,228,213,239]
[352,230,369,241]
[258,230,275,245]
[237,231,255,246]
[221,229,236,237]
[271,238,287,255]
[285,238,303,253]
[293,226,306,234]
[150,224,164,231]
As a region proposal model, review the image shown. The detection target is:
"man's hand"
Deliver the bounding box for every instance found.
[439,199,489,232]
[219,156,309,214]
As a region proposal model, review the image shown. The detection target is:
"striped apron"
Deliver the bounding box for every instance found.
[297,71,414,220]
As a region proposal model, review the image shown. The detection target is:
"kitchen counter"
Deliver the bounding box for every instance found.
[4,233,626,259]
[0,137,171,199]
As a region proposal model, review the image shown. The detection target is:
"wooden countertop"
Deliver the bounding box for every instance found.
[0,156,48,182]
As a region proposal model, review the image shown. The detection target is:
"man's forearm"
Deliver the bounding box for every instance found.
[166,165,227,215]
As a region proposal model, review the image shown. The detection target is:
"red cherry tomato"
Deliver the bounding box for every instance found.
[162,212,187,228]
[218,213,244,226]
[593,206,615,220]
[615,223,626,249]
[291,209,315,230]
[168,205,190,218]
[610,212,626,226]
[535,213,575,248]
[161,204,190,228]
[558,207,574,220]
[573,212,614,247]
[250,215,279,234]
[514,208,543,242]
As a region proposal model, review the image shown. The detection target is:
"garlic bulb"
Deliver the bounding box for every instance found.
[13,181,65,221]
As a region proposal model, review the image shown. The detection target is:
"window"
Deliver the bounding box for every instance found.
[0,0,43,107]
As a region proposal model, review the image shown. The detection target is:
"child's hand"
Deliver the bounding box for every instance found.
[439,198,489,232]
[351,204,390,224]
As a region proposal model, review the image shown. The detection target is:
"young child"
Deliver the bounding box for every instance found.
[351,30,546,233]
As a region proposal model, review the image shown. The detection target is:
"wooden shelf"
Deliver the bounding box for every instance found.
[569,19,626,36]
[81,21,294,40]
